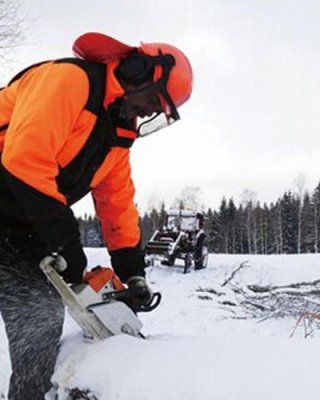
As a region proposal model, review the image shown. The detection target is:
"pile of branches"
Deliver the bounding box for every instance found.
[218,262,320,322]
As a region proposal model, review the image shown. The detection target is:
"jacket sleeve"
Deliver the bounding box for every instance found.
[92,148,140,251]
[0,63,90,281]
[92,149,145,281]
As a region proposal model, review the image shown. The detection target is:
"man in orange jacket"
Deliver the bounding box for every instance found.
[0,32,193,399]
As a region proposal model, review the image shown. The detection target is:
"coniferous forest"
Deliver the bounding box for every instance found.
[77,182,320,255]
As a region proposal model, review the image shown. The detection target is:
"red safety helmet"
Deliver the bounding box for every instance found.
[130,42,193,136]
[73,33,193,136]
[73,32,136,62]
[139,42,193,111]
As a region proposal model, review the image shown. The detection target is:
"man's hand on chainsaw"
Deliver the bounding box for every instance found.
[46,254,68,273]
[59,245,87,283]
[126,276,153,306]
[44,245,87,284]
[108,246,154,309]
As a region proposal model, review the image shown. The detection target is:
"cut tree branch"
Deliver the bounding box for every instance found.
[221,261,249,287]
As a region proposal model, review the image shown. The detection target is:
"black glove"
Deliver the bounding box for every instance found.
[126,276,153,306]
[109,246,146,283]
[58,244,87,283]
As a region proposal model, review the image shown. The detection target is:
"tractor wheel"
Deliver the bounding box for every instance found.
[194,236,209,270]
[183,253,192,274]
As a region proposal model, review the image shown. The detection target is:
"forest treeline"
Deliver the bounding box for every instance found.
[77,182,320,254]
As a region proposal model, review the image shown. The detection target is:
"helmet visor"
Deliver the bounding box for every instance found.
[120,80,180,137]
[137,111,178,137]
[137,82,180,137]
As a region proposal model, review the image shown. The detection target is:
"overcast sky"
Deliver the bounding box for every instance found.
[4,0,320,214]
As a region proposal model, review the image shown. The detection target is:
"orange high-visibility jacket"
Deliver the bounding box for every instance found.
[0,59,140,252]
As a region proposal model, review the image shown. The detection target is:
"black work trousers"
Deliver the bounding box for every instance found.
[0,246,65,400]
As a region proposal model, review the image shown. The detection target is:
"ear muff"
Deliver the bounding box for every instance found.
[116,53,155,86]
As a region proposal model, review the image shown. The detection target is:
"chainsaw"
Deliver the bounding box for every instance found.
[39,256,161,341]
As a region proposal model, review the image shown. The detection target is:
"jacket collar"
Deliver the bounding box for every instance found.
[104,60,125,109]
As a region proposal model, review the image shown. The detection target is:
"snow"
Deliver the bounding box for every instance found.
[2,250,320,399]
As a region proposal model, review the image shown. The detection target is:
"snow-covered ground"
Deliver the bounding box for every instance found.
[1,250,320,399]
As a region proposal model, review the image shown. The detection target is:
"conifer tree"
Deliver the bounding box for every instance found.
[205,208,220,252]
[280,192,299,253]
[301,192,314,253]
[227,198,237,254]
[312,182,320,253]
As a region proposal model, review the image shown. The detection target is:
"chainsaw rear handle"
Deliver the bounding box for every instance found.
[41,255,68,273]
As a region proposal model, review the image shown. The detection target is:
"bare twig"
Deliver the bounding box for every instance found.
[221,261,249,287]
[248,279,320,293]
[290,312,320,338]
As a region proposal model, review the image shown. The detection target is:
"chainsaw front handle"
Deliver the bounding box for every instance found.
[102,287,162,313]
[135,292,162,313]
